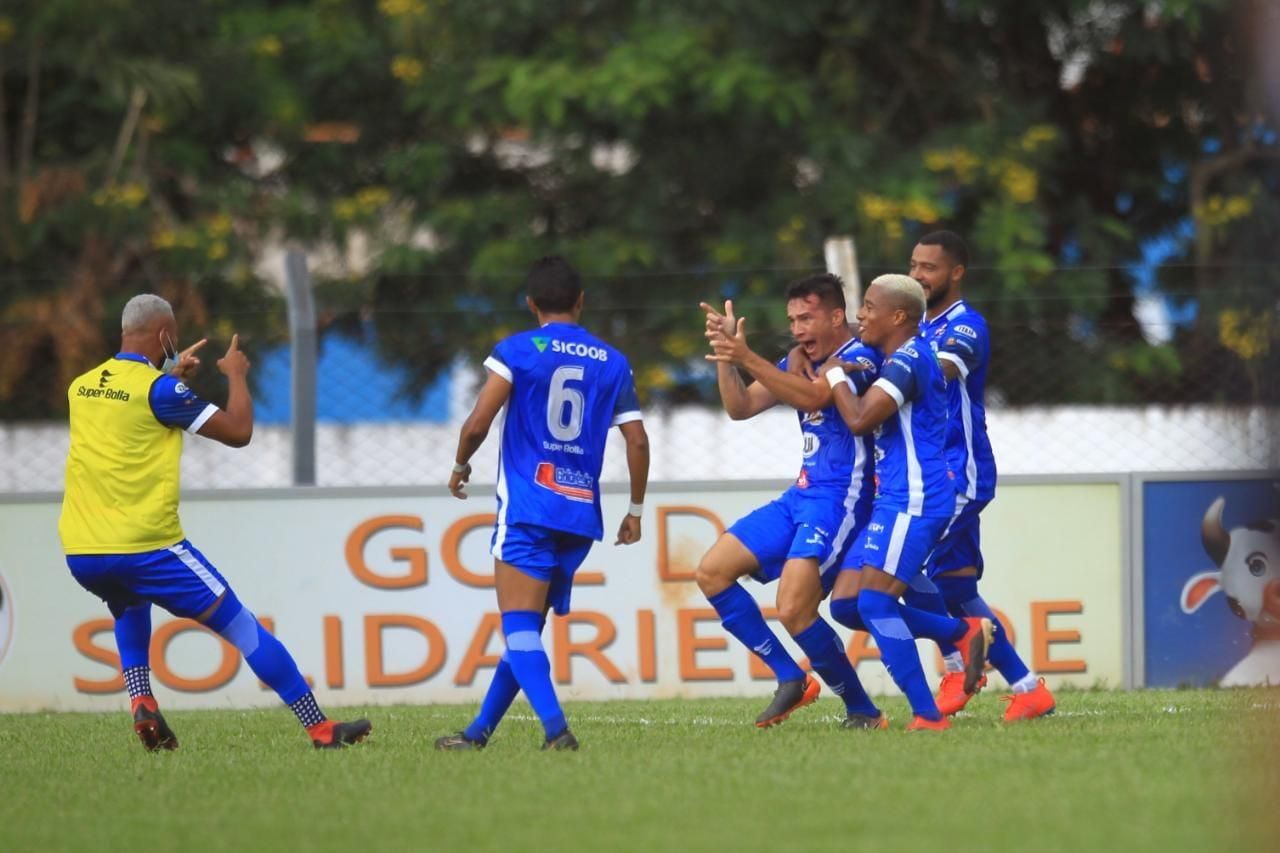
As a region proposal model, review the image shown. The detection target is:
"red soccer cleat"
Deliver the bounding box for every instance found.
[309,718,373,749]
[936,671,987,716]
[955,617,994,695]
[1002,679,1057,722]
[906,714,951,732]
[132,696,179,752]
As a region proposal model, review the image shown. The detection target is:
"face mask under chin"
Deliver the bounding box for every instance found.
[159,334,178,373]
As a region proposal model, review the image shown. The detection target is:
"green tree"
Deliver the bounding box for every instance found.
[3,0,1276,418]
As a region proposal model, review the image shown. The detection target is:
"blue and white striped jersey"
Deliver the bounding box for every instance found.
[484,322,641,541]
[869,337,955,518]
[921,300,997,502]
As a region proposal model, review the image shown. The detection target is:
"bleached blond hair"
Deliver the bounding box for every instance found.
[121,294,174,333]
[868,274,926,323]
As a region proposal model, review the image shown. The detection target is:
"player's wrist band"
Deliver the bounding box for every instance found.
[825,366,846,389]
[627,502,644,518]
[452,462,470,474]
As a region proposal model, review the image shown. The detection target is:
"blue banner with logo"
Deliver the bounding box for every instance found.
[1143,477,1280,687]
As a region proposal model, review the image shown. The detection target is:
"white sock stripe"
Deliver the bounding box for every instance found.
[505,630,543,652]
[869,617,915,641]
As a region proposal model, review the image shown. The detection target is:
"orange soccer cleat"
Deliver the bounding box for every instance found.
[936,671,987,716]
[955,617,994,695]
[755,674,821,728]
[906,714,952,732]
[1002,679,1057,722]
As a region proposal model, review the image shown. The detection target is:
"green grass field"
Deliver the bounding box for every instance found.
[2,688,1276,853]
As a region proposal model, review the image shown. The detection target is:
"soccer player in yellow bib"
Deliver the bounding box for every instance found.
[59,294,371,750]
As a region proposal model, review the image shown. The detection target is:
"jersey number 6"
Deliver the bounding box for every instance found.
[547,365,586,442]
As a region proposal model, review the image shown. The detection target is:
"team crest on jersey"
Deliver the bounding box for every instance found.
[796,468,810,489]
[801,411,825,427]
[534,461,596,503]
[802,432,822,458]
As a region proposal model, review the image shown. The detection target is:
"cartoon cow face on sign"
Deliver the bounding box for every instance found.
[1182,497,1280,625]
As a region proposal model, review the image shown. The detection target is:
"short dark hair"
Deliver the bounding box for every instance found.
[917,230,970,268]
[525,255,582,313]
[784,273,846,312]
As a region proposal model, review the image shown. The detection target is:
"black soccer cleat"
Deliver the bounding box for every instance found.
[754,675,821,728]
[434,731,486,751]
[310,719,373,749]
[841,712,890,730]
[541,729,580,751]
[133,702,179,752]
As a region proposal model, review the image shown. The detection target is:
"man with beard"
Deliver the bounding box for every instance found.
[909,231,1055,721]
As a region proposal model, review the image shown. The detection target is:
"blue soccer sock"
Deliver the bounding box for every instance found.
[936,576,1032,686]
[707,584,805,683]
[792,618,879,717]
[828,596,866,631]
[464,653,522,744]
[903,582,960,660]
[502,610,567,740]
[114,604,153,701]
[897,602,966,645]
[208,594,315,719]
[857,590,941,720]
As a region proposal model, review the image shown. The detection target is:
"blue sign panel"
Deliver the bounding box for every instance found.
[1142,477,1279,687]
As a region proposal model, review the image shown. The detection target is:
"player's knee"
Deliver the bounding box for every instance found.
[695,554,734,596]
[777,597,816,635]
[936,574,980,607]
[202,591,262,656]
[829,596,863,631]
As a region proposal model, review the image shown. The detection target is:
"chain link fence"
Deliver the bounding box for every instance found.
[2,263,1277,493]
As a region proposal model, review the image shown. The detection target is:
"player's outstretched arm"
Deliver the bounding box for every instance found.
[197,335,254,448]
[449,370,513,499]
[827,368,898,436]
[700,300,776,420]
[709,320,833,413]
[615,420,649,545]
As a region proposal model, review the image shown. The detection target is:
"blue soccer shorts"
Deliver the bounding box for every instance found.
[491,522,594,615]
[66,539,230,619]
[728,488,866,595]
[848,506,951,585]
[927,496,990,578]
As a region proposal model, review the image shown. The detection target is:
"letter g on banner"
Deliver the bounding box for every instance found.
[346,515,428,589]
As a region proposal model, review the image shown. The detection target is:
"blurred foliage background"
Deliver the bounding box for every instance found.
[1,0,1277,416]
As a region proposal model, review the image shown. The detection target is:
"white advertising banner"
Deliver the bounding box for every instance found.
[0,481,1124,712]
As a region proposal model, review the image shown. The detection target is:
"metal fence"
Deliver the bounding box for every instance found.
[1,258,1277,493]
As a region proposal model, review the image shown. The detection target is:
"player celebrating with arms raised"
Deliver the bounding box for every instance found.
[698,275,885,729]
[909,231,1055,720]
[436,256,650,751]
[59,295,371,750]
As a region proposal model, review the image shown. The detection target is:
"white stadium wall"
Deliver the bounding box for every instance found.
[0,479,1126,712]
[1,405,1274,493]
